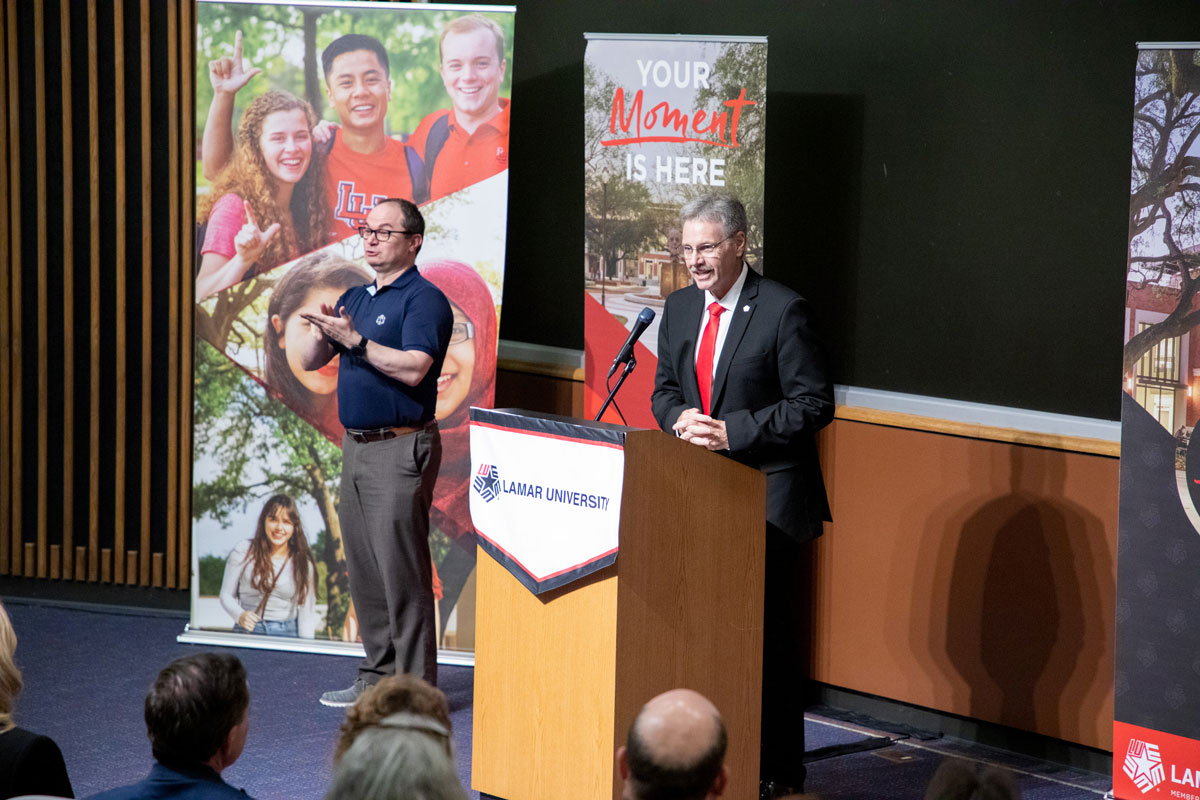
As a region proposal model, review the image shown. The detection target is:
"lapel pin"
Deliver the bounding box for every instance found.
[742,305,750,312]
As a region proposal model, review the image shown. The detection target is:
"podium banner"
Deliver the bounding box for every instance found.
[1117,43,1200,798]
[469,409,625,594]
[583,33,767,428]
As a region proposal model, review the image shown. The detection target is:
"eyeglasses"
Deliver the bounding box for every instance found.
[357,226,417,242]
[450,321,475,345]
[681,236,734,259]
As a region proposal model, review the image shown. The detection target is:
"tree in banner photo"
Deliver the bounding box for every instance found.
[583,37,766,426]
[1117,46,1200,800]
[191,1,513,650]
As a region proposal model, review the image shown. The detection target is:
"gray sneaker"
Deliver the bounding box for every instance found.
[320,678,368,707]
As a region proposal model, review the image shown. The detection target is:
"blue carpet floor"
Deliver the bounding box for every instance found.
[5,600,1113,799]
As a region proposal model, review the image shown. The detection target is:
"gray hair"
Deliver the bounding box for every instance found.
[325,713,467,800]
[679,195,748,239]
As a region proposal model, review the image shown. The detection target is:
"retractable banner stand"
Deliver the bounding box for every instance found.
[185,0,515,660]
[583,33,767,427]
[1116,44,1200,799]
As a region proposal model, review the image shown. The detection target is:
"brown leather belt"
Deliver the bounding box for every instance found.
[346,421,433,443]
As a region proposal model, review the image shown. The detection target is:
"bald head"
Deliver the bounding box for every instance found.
[621,689,727,800]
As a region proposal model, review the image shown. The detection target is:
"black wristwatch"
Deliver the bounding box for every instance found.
[349,335,367,358]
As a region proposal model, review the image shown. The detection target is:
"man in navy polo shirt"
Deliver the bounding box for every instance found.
[298,198,453,706]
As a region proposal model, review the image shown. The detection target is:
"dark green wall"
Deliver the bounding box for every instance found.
[494,1,1200,421]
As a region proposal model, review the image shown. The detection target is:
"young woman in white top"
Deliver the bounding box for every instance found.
[219,494,318,638]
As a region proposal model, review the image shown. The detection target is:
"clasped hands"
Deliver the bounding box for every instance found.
[672,408,729,451]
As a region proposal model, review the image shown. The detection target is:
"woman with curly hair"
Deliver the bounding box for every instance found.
[219,494,319,638]
[196,89,333,300]
[264,250,372,443]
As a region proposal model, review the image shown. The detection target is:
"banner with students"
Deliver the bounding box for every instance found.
[582,34,767,427]
[1116,43,1200,798]
[186,0,515,660]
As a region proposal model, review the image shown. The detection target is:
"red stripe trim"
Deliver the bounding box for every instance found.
[470,420,626,450]
[475,526,619,582]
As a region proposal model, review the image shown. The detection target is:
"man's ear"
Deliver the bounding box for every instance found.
[616,745,630,780]
[710,765,728,796]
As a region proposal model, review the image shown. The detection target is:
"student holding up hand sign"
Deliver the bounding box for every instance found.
[196,87,333,300]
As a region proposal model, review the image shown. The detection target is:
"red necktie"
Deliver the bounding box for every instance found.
[696,301,725,414]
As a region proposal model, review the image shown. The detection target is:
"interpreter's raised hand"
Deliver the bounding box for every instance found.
[208,30,262,96]
[233,201,280,267]
[300,303,360,350]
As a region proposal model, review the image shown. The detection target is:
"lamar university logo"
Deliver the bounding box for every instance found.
[1125,738,1166,793]
[474,464,501,503]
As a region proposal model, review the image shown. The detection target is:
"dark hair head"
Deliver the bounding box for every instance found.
[625,706,727,800]
[322,34,390,80]
[145,653,248,768]
[371,198,425,255]
[679,195,748,239]
[264,251,371,418]
[249,494,316,604]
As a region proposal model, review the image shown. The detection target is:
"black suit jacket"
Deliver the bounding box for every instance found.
[651,267,833,541]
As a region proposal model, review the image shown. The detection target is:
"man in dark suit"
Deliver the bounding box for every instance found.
[651,194,833,799]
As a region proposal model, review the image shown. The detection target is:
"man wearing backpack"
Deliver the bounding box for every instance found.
[407,14,511,202]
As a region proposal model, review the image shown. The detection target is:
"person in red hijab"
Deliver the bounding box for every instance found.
[422,260,498,633]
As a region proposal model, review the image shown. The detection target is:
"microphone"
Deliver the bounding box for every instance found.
[607,306,656,378]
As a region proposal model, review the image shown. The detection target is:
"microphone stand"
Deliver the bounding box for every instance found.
[595,354,636,422]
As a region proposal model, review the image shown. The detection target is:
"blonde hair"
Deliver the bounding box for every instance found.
[439,14,505,63]
[0,600,23,733]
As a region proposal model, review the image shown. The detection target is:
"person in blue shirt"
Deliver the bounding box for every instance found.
[299,198,453,706]
[87,653,253,800]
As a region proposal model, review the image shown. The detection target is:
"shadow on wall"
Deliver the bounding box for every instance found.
[911,443,1112,749]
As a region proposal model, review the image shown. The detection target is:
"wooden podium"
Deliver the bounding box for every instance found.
[471,411,766,800]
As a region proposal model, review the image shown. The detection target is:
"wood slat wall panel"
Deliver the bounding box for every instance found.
[1,0,195,592]
[0,1,11,576]
[178,0,193,591]
[138,0,151,586]
[34,0,47,579]
[61,0,75,580]
[165,0,179,590]
[113,0,127,585]
[7,0,23,578]
[87,0,100,583]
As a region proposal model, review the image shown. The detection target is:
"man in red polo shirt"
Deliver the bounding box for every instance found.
[406,14,511,202]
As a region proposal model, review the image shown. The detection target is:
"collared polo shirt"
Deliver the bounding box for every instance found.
[326,134,418,240]
[335,266,453,430]
[408,99,510,201]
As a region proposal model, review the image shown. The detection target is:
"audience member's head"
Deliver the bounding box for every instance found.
[325,712,467,800]
[334,673,452,763]
[144,653,250,774]
[0,600,22,734]
[924,759,1020,800]
[617,688,728,800]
